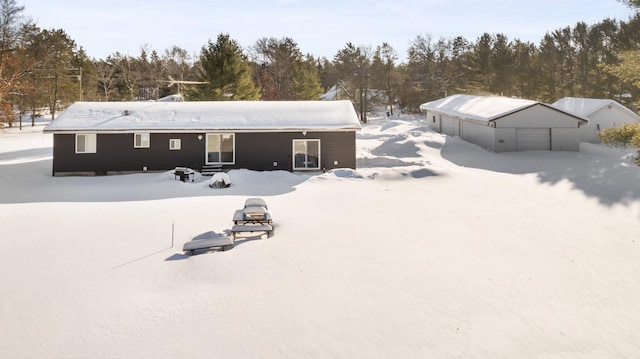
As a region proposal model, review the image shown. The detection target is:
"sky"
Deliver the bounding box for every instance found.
[19,0,636,62]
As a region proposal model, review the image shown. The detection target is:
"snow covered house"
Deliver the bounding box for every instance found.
[420,94,589,152]
[551,97,640,143]
[43,100,361,176]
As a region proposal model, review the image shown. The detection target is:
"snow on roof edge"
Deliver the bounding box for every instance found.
[44,100,362,133]
[419,94,539,122]
[551,97,640,120]
[420,94,589,123]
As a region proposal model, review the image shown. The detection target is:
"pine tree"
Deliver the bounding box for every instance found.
[467,33,494,94]
[292,55,323,100]
[251,37,322,100]
[618,0,640,8]
[192,33,259,101]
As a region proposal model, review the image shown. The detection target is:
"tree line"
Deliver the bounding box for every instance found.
[1,0,640,128]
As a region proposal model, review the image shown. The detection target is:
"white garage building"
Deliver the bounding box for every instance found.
[420,94,589,152]
[551,97,640,143]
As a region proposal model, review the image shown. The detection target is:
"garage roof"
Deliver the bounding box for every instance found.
[420,94,588,124]
[552,97,640,121]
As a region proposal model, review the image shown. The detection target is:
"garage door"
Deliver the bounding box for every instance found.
[516,129,551,151]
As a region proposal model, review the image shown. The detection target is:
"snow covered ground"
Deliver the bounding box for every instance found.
[1,114,640,358]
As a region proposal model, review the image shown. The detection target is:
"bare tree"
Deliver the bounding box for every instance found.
[111,53,140,100]
[0,0,24,125]
[372,43,398,115]
[334,43,372,122]
[163,45,193,96]
[0,0,23,77]
[95,59,117,101]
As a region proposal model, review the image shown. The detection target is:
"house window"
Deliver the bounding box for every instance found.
[134,133,150,148]
[169,139,181,150]
[75,134,96,153]
[293,139,320,170]
[432,115,436,123]
[206,133,234,164]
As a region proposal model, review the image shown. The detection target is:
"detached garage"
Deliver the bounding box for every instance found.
[552,97,640,143]
[420,94,588,152]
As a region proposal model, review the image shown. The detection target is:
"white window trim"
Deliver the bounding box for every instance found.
[169,138,181,150]
[292,139,321,170]
[75,133,97,154]
[134,133,150,148]
[205,133,235,164]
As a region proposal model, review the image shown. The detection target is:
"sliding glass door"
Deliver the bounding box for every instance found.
[206,133,235,164]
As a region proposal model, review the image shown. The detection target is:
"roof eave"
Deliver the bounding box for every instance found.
[43,126,361,134]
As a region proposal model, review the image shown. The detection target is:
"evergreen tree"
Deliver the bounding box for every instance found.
[292,55,323,100]
[448,36,471,95]
[251,37,322,100]
[552,27,576,98]
[30,28,77,119]
[573,22,591,97]
[404,34,437,110]
[538,33,559,102]
[490,34,514,96]
[618,0,640,9]
[512,39,538,99]
[192,33,259,101]
[316,57,338,93]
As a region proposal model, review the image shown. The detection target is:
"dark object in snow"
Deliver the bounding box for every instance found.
[209,172,231,188]
[173,167,194,182]
[231,198,274,239]
[183,236,234,255]
[231,224,274,240]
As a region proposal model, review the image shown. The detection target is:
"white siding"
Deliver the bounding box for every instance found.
[581,106,640,143]
[495,128,516,152]
[441,116,458,136]
[427,111,441,132]
[462,121,495,151]
[495,104,582,128]
[551,128,581,151]
[422,97,585,152]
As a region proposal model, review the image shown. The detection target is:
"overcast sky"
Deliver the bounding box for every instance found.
[19,0,636,61]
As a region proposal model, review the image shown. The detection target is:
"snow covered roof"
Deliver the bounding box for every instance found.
[320,85,338,101]
[419,94,539,122]
[419,94,587,123]
[551,97,640,120]
[44,100,361,133]
[156,94,184,102]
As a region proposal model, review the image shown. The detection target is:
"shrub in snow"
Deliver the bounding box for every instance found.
[599,123,640,165]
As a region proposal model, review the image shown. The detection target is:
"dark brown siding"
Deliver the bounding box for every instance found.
[52,131,356,175]
[232,131,356,171]
[53,133,205,175]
